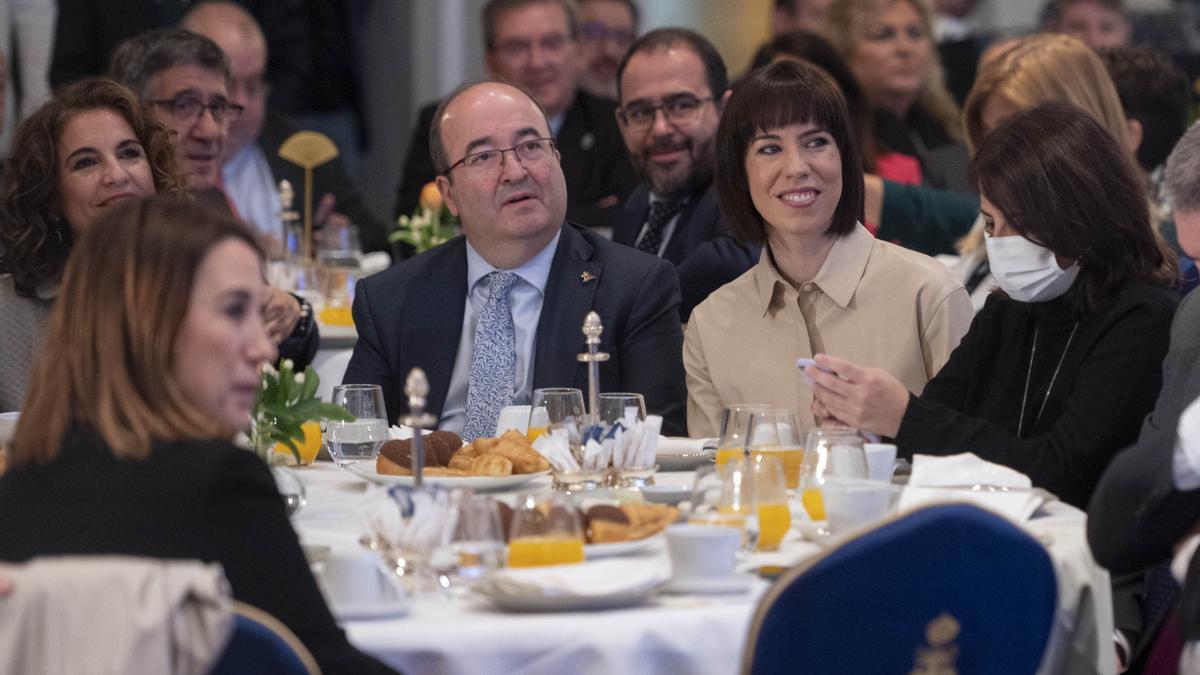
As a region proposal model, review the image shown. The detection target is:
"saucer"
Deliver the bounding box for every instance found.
[661,572,755,595]
[640,484,692,505]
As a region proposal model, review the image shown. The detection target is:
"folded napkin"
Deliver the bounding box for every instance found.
[909,453,1033,489]
[360,251,392,276]
[479,558,670,598]
[898,486,1044,523]
[656,437,716,457]
[387,425,432,441]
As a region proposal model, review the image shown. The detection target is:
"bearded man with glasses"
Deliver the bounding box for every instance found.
[343,81,686,437]
[613,28,758,321]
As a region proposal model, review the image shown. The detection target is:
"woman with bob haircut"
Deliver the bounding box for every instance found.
[808,103,1178,508]
[0,77,184,410]
[0,195,397,674]
[684,60,973,437]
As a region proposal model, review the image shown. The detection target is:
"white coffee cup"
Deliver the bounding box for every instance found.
[0,412,19,448]
[822,479,894,535]
[863,443,898,482]
[665,524,741,582]
[317,552,393,604]
[495,405,531,435]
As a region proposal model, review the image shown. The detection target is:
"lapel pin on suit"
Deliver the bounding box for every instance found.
[580,132,595,150]
[580,271,596,284]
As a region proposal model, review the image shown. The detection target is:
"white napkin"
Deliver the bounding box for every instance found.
[909,453,1033,489]
[479,558,670,598]
[656,437,716,456]
[360,251,392,276]
[355,485,455,552]
[387,425,433,441]
[898,486,1043,523]
[533,428,580,473]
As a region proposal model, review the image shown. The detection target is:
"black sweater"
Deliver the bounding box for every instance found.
[0,431,397,675]
[896,283,1178,508]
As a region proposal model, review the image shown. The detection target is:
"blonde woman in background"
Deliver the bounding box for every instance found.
[824,0,970,193]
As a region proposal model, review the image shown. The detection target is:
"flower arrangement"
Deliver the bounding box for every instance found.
[389,181,460,254]
[252,359,354,465]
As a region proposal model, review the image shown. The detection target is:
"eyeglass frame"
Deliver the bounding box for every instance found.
[442,137,559,176]
[617,94,717,130]
[147,95,245,126]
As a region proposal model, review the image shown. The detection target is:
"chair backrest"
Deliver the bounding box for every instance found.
[743,503,1058,675]
[210,601,321,675]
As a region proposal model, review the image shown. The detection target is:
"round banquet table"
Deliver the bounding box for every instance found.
[290,462,1115,675]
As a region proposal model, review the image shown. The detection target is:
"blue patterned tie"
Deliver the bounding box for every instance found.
[462,271,520,441]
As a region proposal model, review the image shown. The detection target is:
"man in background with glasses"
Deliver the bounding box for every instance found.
[393,0,636,233]
[613,29,758,321]
[110,28,318,370]
[345,81,685,437]
[576,0,638,101]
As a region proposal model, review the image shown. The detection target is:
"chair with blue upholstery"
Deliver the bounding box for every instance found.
[210,601,320,675]
[743,503,1058,675]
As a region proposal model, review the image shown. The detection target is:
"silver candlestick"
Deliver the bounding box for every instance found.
[576,311,610,428]
[400,368,437,489]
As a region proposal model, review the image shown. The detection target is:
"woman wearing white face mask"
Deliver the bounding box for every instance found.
[807,103,1178,507]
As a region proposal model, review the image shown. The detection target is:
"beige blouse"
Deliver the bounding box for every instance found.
[684,224,974,437]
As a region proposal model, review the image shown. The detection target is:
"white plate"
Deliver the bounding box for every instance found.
[584,534,662,559]
[332,597,409,621]
[661,572,756,595]
[657,452,712,472]
[480,586,659,612]
[344,463,550,491]
[640,484,692,505]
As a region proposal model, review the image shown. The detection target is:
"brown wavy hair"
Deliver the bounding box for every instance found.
[10,194,265,467]
[0,77,186,297]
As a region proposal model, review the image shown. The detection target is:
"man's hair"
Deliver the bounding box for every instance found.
[109,28,231,99]
[483,0,578,51]
[1056,0,1125,14]
[11,194,265,468]
[616,28,729,103]
[1099,46,1190,172]
[1165,121,1200,214]
[580,0,638,27]
[428,80,551,175]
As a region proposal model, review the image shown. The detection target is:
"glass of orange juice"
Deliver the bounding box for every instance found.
[507,492,585,567]
[749,454,791,551]
[715,404,770,468]
[746,409,804,493]
[799,427,869,522]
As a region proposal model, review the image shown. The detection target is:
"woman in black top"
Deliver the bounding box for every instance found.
[807,104,1178,508]
[0,195,396,674]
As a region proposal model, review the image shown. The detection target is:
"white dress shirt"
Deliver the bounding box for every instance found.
[221,143,282,242]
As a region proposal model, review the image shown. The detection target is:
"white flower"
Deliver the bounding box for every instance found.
[282,359,294,371]
[294,373,306,384]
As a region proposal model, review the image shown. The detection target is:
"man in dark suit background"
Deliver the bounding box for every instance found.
[182,2,389,254]
[613,29,757,320]
[1088,119,1200,671]
[345,80,685,438]
[393,0,636,232]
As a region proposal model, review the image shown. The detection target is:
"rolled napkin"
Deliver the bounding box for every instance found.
[656,437,716,456]
[533,428,580,473]
[355,484,456,553]
[909,453,1033,489]
[478,557,670,599]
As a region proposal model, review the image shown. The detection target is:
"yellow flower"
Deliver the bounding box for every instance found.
[419,181,443,211]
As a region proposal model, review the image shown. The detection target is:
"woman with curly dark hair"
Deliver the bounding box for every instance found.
[0,77,185,410]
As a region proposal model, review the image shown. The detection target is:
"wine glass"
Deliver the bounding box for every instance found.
[325,384,388,467]
[746,409,805,494]
[507,492,585,567]
[597,392,646,427]
[748,454,791,551]
[799,427,869,522]
[445,491,507,584]
[527,388,586,443]
[688,460,755,549]
[716,403,770,468]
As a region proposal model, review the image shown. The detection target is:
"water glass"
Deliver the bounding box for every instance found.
[746,409,804,492]
[716,403,770,467]
[799,427,869,521]
[688,460,755,548]
[326,384,388,467]
[446,491,506,583]
[507,492,585,567]
[597,392,646,427]
[528,388,586,445]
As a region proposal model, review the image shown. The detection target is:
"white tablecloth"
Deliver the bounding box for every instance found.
[290,464,1114,675]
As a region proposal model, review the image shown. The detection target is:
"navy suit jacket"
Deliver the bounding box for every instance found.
[343,222,687,435]
[613,181,758,319]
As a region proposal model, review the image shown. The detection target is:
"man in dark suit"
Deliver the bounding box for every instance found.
[1088,120,1200,670]
[182,2,389,253]
[345,81,685,438]
[613,29,757,320]
[393,0,636,231]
